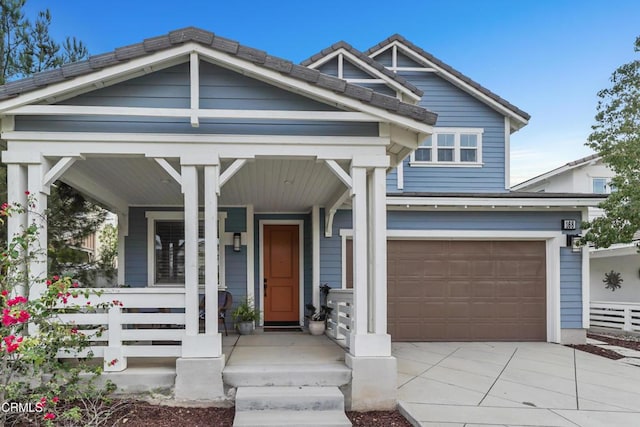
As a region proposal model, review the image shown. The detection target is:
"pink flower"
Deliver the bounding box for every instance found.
[73,282,79,288]
[51,396,59,404]
[43,413,55,420]
[46,280,52,286]
[1,290,7,297]
[2,335,23,353]
[2,309,16,326]
[17,310,29,323]
[70,327,78,334]
[7,296,27,306]
[24,191,30,195]
[52,275,59,281]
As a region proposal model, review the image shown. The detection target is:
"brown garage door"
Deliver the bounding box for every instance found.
[347,240,547,341]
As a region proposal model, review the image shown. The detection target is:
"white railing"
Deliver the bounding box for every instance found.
[326,289,353,350]
[55,288,186,371]
[590,301,640,332]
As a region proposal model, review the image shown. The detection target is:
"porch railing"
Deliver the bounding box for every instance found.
[56,288,186,371]
[326,288,353,350]
[590,301,640,332]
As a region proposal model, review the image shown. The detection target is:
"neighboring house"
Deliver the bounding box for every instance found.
[0,28,602,408]
[514,155,640,328]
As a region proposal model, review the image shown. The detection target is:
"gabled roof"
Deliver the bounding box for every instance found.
[512,154,602,191]
[0,27,437,126]
[300,41,423,98]
[365,34,530,128]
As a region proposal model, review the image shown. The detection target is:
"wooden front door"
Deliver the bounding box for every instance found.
[263,224,300,323]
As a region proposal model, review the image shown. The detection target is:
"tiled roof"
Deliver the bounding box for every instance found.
[0,27,437,126]
[566,153,600,167]
[366,34,531,121]
[300,41,423,97]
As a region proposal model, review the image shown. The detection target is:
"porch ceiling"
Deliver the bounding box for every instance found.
[61,156,348,212]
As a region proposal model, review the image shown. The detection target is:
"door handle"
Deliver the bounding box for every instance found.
[264,278,268,297]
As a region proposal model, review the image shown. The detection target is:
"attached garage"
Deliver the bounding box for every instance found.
[347,239,547,342]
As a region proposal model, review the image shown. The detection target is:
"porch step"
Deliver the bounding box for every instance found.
[223,364,351,387]
[235,386,345,411]
[233,410,351,427]
[233,386,351,427]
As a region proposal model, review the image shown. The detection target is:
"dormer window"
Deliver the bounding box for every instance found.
[410,128,483,167]
[592,177,612,194]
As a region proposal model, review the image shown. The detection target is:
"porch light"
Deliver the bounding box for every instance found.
[233,233,241,252]
[566,234,582,253]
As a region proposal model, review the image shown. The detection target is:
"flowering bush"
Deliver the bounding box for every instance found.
[0,197,123,426]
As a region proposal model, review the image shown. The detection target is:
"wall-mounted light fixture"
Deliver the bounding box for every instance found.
[233,233,241,252]
[566,234,582,253]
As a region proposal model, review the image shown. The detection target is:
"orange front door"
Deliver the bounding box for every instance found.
[263,225,300,323]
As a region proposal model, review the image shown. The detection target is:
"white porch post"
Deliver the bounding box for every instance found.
[175,158,224,401]
[204,164,220,342]
[182,165,199,337]
[6,163,28,296]
[345,157,395,412]
[27,162,48,300]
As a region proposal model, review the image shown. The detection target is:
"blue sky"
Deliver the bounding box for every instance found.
[24,0,640,184]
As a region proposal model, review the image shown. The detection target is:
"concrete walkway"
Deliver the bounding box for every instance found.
[394,342,640,427]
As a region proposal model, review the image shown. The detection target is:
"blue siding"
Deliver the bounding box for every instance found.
[15,62,377,137]
[253,214,312,313]
[314,56,396,97]
[124,207,149,287]
[318,209,583,329]
[560,249,583,328]
[376,50,508,194]
[342,59,371,79]
[317,60,338,76]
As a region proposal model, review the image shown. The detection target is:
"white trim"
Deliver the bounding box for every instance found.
[219,159,247,190]
[324,159,352,189]
[6,104,377,122]
[246,205,255,304]
[339,228,563,343]
[369,41,529,128]
[581,208,590,329]
[42,156,80,192]
[409,127,484,166]
[341,233,349,289]
[312,205,321,309]
[258,220,305,326]
[504,117,511,189]
[512,156,603,191]
[144,211,227,289]
[304,47,421,102]
[396,160,404,190]
[190,52,199,127]
[153,158,182,186]
[388,196,605,208]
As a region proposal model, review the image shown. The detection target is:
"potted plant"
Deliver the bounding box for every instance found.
[232,298,261,335]
[305,303,333,336]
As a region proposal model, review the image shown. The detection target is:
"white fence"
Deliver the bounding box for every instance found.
[326,289,353,350]
[56,288,186,371]
[590,301,640,332]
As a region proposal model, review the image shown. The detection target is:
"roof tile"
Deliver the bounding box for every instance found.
[264,55,293,74]
[344,84,373,102]
[33,68,64,87]
[88,52,119,70]
[289,65,321,83]
[3,77,36,95]
[317,74,347,92]
[237,46,267,64]
[211,35,239,54]
[60,61,93,78]
[143,35,172,52]
[370,92,400,111]
[115,43,147,61]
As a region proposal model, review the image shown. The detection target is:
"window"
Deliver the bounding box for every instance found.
[592,177,612,194]
[146,212,227,288]
[411,128,483,166]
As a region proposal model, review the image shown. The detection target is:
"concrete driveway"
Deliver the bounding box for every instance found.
[393,342,640,427]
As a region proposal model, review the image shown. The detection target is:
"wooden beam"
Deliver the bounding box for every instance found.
[218,159,247,191]
[153,158,182,186]
[190,52,199,128]
[42,156,82,193]
[324,160,352,189]
[324,188,350,238]
[5,104,377,122]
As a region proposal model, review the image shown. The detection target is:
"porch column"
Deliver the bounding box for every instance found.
[27,162,48,300]
[203,165,220,342]
[175,159,224,402]
[6,163,28,296]
[345,157,395,412]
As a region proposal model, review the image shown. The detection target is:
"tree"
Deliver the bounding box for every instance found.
[0,2,106,280]
[583,36,640,248]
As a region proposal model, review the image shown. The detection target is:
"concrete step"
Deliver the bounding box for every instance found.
[235,386,345,411]
[233,410,351,427]
[223,364,351,387]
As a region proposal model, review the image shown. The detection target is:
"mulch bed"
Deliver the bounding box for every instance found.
[567,332,640,361]
[109,401,412,426]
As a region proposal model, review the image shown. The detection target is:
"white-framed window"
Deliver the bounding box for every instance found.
[592,177,612,194]
[145,211,227,289]
[410,127,484,167]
